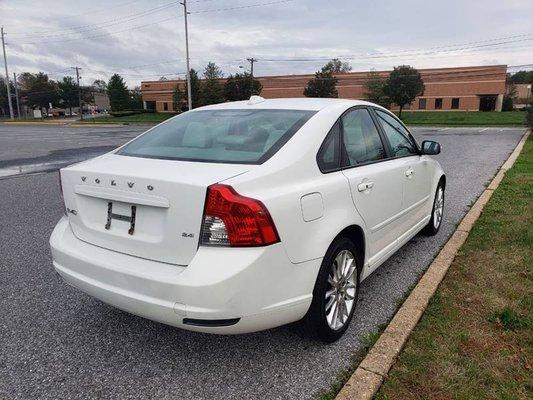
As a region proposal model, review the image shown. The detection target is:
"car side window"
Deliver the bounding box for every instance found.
[341,108,385,166]
[317,121,341,173]
[375,109,418,157]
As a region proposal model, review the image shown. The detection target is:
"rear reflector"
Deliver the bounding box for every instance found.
[201,184,280,247]
[183,318,240,327]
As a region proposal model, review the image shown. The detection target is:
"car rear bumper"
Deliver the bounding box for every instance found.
[50,217,320,334]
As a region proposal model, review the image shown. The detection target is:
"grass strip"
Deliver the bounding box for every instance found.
[375,136,532,400]
[398,111,526,126]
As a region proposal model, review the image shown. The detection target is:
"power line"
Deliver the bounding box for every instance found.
[14,15,178,45]
[257,36,533,62]
[7,0,146,29]
[191,0,294,14]
[10,0,294,44]
[9,1,181,39]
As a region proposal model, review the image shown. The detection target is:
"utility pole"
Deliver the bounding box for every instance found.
[181,0,192,110]
[13,72,20,119]
[72,66,83,121]
[1,27,14,120]
[246,57,258,96]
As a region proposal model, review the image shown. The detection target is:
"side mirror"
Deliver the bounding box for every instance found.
[421,140,441,155]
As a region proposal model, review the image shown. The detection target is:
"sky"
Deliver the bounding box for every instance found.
[1,0,532,87]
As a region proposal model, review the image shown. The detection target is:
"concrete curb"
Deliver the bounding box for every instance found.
[1,121,76,125]
[336,129,531,400]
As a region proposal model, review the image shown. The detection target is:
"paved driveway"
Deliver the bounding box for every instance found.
[0,125,526,399]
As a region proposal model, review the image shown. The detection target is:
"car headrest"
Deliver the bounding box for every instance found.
[182,122,211,148]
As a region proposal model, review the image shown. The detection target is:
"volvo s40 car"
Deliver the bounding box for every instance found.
[50,97,445,342]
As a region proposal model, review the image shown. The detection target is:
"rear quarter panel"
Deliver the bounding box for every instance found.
[223,104,368,265]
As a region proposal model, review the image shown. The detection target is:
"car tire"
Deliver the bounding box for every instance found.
[301,237,361,343]
[422,183,445,236]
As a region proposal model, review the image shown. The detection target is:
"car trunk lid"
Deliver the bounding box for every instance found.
[60,154,251,265]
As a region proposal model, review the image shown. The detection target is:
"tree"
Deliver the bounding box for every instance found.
[129,86,143,110]
[363,70,390,107]
[0,77,15,117]
[200,62,224,106]
[304,64,338,98]
[18,72,59,115]
[107,74,129,111]
[323,58,352,73]
[173,84,186,111]
[181,69,201,109]
[224,72,262,101]
[92,79,107,92]
[58,76,78,115]
[503,74,517,112]
[383,65,425,118]
[526,100,533,128]
[509,70,533,84]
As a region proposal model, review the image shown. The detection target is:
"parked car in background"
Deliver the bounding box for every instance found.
[50,97,445,342]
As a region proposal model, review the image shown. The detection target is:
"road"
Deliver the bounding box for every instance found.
[0,124,145,177]
[0,124,526,399]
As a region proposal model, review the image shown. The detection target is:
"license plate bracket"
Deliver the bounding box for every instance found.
[105,202,137,235]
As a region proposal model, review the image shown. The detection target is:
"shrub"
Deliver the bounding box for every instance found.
[526,102,533,128]
[501,95,514,111]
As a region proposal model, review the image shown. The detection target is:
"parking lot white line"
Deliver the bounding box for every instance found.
[478,128,490,132]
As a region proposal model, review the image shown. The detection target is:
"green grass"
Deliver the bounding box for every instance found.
[375,136,532,400]
[398,111,527,126]
[81,113,176,124]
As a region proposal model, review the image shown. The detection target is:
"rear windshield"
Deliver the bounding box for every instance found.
[118,109,316,164]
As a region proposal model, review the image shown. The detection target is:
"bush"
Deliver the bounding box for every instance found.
[502,96,514,111]
[526,102,533,128]
[109,110,141,117]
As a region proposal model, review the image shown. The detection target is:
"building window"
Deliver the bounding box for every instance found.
[435,98,443,109]
[163,102,168,111]
[451,98,460,109]
[419,98,426,110]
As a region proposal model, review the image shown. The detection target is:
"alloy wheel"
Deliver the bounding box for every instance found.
[433,187,444,229]
[325,250,357,330]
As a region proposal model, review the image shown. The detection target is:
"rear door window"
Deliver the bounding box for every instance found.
[341,108,385,166]
[118,109,316,164]
[317,121,342,172]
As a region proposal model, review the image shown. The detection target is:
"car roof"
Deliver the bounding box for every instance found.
[194,97,379,112]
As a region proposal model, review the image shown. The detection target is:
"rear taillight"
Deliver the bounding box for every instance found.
[201,184,280,247]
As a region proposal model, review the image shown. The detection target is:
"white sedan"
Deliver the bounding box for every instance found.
[50,97,445,342]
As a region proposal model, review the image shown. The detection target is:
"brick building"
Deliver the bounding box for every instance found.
[141,64,507,113]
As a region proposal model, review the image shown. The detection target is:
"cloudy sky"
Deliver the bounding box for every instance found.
[1,0,532,87]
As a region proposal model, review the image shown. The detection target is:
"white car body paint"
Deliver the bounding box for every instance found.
[50,98,445,334]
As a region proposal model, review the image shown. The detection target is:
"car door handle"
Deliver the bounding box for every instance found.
[357,181,374,192]
[405,167,414,178]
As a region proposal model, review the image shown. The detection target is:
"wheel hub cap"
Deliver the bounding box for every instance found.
[325,250,357,330]
[433,188,444,229]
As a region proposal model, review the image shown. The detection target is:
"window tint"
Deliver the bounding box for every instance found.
[341,108,385,166]
[119,109,315,164]
[317,121,341,172]
[435,98,443,109]
[419,98,426,110]
[451,98,460,109]
[375,109,418,157]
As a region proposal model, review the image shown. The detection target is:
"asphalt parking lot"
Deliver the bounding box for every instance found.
[0,124,526,399]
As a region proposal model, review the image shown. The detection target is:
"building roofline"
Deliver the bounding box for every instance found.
[141,64,508,85]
